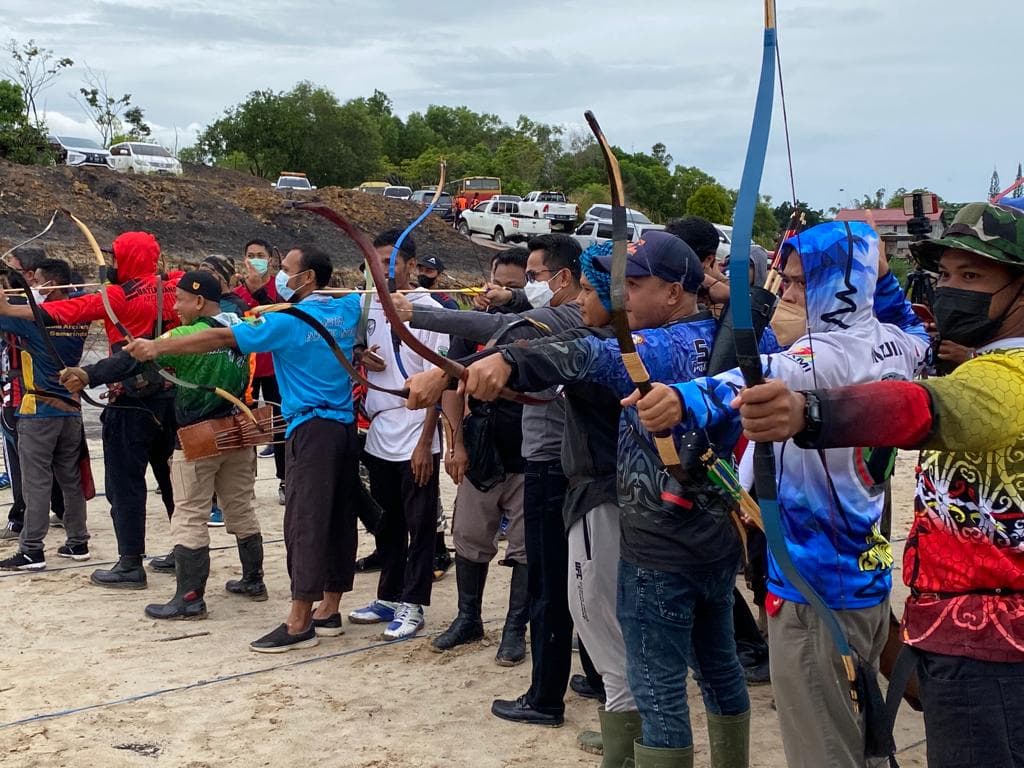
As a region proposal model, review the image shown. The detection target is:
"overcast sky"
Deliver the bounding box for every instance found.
[1,0,1020,211]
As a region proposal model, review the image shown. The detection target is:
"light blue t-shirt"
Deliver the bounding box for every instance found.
[231,294,360,436]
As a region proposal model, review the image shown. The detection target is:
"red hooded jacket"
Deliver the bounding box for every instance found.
[43,232,179,349]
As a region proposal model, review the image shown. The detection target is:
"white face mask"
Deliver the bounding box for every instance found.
[524,278,554,308]
[30,288,46,304]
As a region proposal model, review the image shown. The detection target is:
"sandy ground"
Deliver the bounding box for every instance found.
[0,413,927,768]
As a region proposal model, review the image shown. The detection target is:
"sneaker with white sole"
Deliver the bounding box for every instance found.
[348,599,399,625]
[0,550,45,570]
[57,543,90,561]
[383,603,425,640]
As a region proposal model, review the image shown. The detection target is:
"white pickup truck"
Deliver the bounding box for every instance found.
[457,199,551,244]
[518,191,578,231]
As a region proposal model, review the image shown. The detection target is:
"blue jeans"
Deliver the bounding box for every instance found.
[617,558,749,748]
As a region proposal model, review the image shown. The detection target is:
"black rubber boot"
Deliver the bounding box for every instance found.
[495,561,529,666]
[431,556,487,652]
[90,555,147,589]
[225,533,267,601]
[145,545,209,620]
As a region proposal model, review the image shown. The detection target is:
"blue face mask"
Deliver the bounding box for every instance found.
[275,270,296,302]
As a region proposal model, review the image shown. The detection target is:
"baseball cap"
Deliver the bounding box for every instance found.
[594,230,704,293]
[911,202,1024,272]
[200,254,236,285]
[418,255,445,272]
[177,270,222,303]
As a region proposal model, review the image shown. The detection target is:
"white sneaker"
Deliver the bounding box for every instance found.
[383,603,425,640]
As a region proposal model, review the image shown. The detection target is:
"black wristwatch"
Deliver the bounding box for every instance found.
[792,390,822,449]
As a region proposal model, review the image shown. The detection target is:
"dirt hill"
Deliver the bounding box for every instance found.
[0,161,497,285]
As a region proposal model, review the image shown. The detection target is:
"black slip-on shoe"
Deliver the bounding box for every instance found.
[312,612,344,637]
[250,623,319,654]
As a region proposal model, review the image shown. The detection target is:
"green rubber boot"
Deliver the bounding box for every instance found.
[707,710,750,768]
[577,729,602,755]
[599,708,642,767]
[633,739,694,768]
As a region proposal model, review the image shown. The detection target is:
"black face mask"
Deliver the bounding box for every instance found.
[417,274,437,289]
[933,280,1023,348]
[105,267,119,285]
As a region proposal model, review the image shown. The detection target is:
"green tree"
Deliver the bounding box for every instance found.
[773,200,828,231]
[673,166,717,211]
[686,183,732,224]
[194,82,383,186]
[0,79,52,164]
[76,66,132,146]
[493,134,544,195]
[568,182,610,216]
[619,150,674,222]
[3,39,72,126]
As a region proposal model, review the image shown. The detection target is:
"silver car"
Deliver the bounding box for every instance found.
[48,135,112,168]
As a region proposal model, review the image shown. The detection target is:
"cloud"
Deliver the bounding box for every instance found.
[2,0,1021,209]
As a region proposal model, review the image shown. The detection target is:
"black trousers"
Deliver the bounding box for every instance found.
[918,650,1024,767]
[252,374,286,482]
[364,451,440,607]
[101,396,176,556]
[284,418,359,602]
[523,459,572,714]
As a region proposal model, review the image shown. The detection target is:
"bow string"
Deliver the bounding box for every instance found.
[728,1,860,707]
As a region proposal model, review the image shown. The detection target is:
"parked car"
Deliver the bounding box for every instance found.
[409,189,454,220]
[108,142,183,175]
[357,181,389,195]
[713,224,733,262]
[47,135,112,168]
[383,185,412,200]
[519,191,578,231]
[571,220,665,250]
[271,172,316,192]
[492,194,522,203]
[584,204,653,225]
[457,199,551,243]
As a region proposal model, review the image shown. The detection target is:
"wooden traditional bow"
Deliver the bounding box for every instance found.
[728,0,860,707]
[61,209,258,424]
[291,201,549,407]
[584,110,688,483]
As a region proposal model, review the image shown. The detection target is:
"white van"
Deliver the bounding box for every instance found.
[108,142,183,176]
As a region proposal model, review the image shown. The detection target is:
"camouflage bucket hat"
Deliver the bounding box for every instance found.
[911,202,1024,272]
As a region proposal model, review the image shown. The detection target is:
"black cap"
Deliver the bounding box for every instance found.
[178,270,222,302]
[418,255,445,272]
[594,231,704,293]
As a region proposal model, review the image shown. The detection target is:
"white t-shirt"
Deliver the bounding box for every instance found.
[364,291,449,462]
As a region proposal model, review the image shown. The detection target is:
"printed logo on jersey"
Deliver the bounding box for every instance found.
[783,345,815,372]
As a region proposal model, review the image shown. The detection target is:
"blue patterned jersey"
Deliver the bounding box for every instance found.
[503,312,740,572]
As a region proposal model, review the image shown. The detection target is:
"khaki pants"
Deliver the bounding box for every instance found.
[169,447,259,549]
[452,473,526,565]
[768,597,890,768]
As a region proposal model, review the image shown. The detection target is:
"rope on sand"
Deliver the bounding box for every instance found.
[0,628,443,730]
